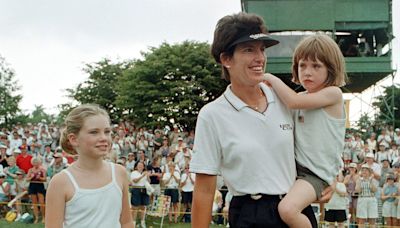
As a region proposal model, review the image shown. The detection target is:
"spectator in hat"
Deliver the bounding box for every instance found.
[394,128,400,146]
[376,144,390,165]
[344,162,359,225]
[378,129,392,149]
[392,162,400,182]
[14,169,29,219]
[125,152,136,172]
[365,152,382,181]
[47,152,67,179]
[381,173,398,227]
[379,159,393,187]
[355,164,378,227]
[16,145,33,174]
[42,144,54,169]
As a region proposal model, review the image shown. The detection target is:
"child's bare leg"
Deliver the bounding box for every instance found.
[278,179,316,228]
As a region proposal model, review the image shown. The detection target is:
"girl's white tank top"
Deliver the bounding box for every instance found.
[63,162,122,228]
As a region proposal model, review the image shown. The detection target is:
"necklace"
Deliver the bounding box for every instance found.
[248,88,265,111]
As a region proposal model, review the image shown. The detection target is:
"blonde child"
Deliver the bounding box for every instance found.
[45,104,133,228]
[264,34,347,228]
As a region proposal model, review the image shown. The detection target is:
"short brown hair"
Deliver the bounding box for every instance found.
[211,12,268,81]
[291,34,348,87]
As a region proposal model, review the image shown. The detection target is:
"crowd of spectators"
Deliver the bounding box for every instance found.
[1,121,400,227]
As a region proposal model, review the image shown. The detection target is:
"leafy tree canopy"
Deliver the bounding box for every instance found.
[67,58,133,121]
[116,41,227,130]
[0,55,22,128]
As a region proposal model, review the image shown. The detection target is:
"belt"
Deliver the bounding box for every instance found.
[235,193,285,201]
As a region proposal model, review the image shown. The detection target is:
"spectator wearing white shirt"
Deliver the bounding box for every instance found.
[378,129,392,149]
[130,161,150,228]
[180,164,195,221]
[163,161,180,223]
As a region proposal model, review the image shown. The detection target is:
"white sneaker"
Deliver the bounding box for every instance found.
[15,214,22,222]
[141,220,146,228]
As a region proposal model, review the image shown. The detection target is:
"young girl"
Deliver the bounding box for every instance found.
[45,104,133,228]
[264,34,347,228]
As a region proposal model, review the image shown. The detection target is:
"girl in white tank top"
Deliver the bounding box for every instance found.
[264,34,347,228]
[45,104,133,228]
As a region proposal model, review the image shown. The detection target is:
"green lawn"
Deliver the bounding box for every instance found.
[0,217,224,228]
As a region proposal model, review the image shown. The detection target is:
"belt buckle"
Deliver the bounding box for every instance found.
[250,194,262,200]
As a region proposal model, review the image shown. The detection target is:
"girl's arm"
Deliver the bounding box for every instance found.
[264,73,343,110]
[116,165,134,228]
[192,174,217,228]
[45,173,67,228]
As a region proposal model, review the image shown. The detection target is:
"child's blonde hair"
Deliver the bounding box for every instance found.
[292,34,348,87]
[60,104,110,155]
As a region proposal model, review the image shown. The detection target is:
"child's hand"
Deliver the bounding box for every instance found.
[318,186,333,203]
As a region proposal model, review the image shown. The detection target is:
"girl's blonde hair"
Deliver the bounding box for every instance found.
[60,104,110,155]
[292,34,348,87]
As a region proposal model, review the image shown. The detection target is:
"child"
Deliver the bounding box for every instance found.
[45,104,133,228]
[264,34,347,228]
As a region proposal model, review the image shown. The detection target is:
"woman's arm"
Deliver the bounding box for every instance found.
[264,73,343,110]
[45,173,67,228]
[192,174,217,228]
[131,172,146,183]
[117,165,134,228]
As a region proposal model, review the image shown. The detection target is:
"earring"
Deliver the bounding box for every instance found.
[225,65,231,69]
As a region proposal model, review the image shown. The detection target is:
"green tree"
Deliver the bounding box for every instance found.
[0,55,22,128]
[372,84,400,128]
[29,105,53,124]
[67,58,133,121]
[116,41,228,130]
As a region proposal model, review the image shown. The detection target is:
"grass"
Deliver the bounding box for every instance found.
[0,216,224,228]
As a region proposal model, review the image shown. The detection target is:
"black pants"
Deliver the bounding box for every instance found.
[229,194,317,228]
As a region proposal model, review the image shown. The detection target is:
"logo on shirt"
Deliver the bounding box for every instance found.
[280,124,293,130]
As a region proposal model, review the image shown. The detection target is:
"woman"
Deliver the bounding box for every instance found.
[163,161,181,223]
[148,156,162,204]
[381,173,398,226]
[324,173,348,228]
[355,164,378,228]
[343,162,359,226]
[130,161,150,228]
[26,157,46,223]
[190,12,328,228]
